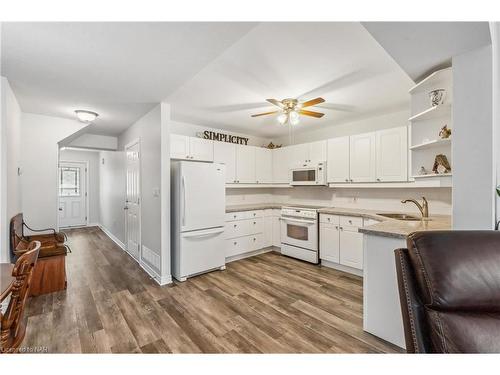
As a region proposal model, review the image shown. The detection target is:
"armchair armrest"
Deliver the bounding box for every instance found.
[0,283,13,303]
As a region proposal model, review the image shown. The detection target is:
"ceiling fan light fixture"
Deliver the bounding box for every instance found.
[277,113,288,125]
[289,110,300,125]
[75,109,99,123]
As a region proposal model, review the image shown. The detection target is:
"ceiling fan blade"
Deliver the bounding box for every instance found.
[315,103,357,112]
[266,98,284,108]
[300,97,325,108]
[299,109,325,118]
[251,111,279,117]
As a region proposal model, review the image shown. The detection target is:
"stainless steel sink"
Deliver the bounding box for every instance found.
[376,213,422,221]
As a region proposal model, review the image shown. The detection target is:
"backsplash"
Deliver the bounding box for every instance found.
[226,187,452,215]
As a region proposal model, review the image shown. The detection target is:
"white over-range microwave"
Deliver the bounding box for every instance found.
[289,161,327,186]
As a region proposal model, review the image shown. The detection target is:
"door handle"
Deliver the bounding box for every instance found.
[58,208,63,211]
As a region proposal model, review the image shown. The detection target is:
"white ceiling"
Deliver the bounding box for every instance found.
[1,22,257,135]
[167,22,414,137]
[2,22,414,138]
[362,22,491,81]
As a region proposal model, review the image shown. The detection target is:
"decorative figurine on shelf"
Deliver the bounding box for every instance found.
[439,124,452,139]
[432,154,451,174]
[265,142,282,149]
[418,166,428,175]
[429,88,446,107]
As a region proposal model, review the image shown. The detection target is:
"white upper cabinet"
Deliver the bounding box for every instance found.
[272,147,291,183]
[349,132,376,182]
[288,141,327,165]
[255,147,273,184]
[308,140,327,163]
[375,126,408,182]
[288,143,309,166]
[327,136,350,183]
[189,137,214,162]
[170,134,213,162]
[170,134,191,160]
[214,142,237,183]
[236,145,256,183]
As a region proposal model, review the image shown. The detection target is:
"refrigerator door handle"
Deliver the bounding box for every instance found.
[181,175,186,226]
[182,227,224,238]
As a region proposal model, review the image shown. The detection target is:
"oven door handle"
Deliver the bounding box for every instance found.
[280,217,317,225]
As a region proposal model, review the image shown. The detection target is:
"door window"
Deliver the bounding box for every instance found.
[287,224,309,241]
[59,167,80,196]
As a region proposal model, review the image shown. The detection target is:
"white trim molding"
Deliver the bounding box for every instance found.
[98,224,125,250]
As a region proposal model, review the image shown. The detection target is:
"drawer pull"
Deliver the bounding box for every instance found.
[233,224,237,228]
[233,242,237,245]
[253,221,256,224]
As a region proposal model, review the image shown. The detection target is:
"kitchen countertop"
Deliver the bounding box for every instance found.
[226,203,452,239]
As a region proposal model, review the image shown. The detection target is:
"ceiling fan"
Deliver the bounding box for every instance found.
[251,97,325,125]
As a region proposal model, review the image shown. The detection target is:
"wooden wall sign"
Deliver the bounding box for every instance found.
[201,131,249,145]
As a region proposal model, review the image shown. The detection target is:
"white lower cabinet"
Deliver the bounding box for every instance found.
[319,214,365,272]
[339,227,364,270]
[225,209,272,259]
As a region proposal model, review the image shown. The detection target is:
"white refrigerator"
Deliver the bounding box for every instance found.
[171,161,226,281]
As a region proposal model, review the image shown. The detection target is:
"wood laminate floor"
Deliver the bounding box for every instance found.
[23,227,402,353]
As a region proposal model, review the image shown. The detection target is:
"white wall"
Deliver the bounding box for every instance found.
[274,110,409,145]
[59,149,100,225]
[0,78,22,262]
[491,22,500,229]
[99,150,126,245]
[20,113,86,232]
[118,104,162,273]
[170,120,269,147]
[452,45,494,229]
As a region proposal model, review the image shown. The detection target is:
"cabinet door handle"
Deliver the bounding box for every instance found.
[335,226,339,230]
[345,179,349,182]
[376,178,381,182]
[234,242,237,245]
[233,224,237,228]
[339,226,343,230]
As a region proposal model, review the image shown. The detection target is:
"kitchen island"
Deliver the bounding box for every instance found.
[358,215,451,349]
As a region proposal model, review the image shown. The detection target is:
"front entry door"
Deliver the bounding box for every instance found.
[58,161,87,227]
[125,141,141,260]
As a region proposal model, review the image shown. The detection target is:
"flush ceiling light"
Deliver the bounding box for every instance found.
[75,110,99,123]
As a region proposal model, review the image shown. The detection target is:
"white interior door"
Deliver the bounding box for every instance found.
[125,141,141,260]
[58,161,87,227]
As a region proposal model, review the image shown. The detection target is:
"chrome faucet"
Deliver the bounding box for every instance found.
[401,197,429,219]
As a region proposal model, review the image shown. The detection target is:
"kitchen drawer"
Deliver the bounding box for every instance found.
[246,210,263,219]
[225,211,247,221]
[363,218,381,226]
[225,236,251,258]
[224,220,250,239]
[248,218,263,234]
[320,214,340,224]
[339,215,363,228]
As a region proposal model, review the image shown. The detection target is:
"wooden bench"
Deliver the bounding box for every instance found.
[10,213,70,296]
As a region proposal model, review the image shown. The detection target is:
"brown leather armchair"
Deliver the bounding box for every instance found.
[395,231,500,353]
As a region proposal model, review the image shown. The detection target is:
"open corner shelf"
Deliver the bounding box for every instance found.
[412,173,452,179]
[409,104,451,122]
[410,138,451,151]
[408,67,452,94]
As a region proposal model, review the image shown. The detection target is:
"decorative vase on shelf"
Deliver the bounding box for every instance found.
[429,89,446,107]
[432,154,451,174]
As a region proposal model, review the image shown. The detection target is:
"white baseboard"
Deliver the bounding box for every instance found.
[225,246,274,263]
[159,274,172,285]
[321,259,363,277]
[98,224,125,250]
[88,222,100,227]
[98,224,172,286]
